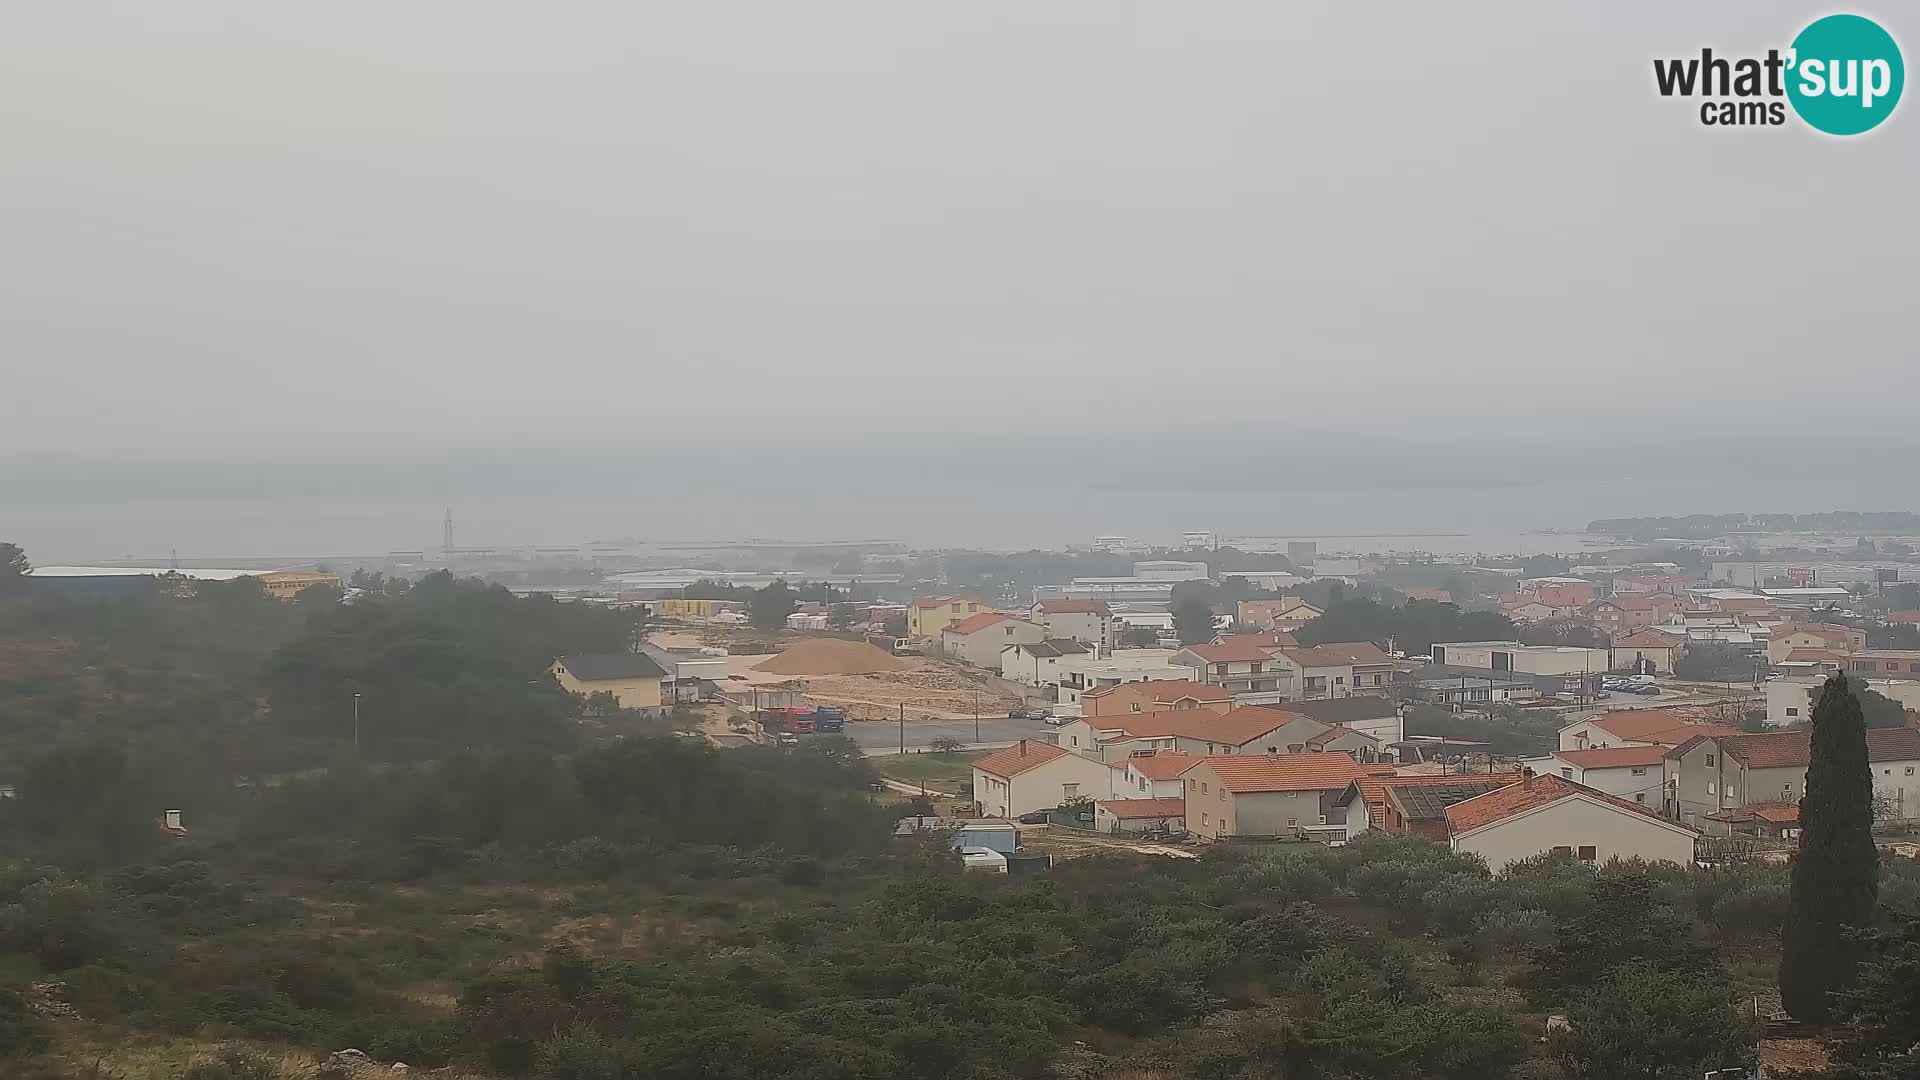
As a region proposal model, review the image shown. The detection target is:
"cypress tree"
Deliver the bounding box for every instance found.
[1779,673,1880,1022]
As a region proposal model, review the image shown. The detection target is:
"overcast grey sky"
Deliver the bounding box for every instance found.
[2,2,1913,461]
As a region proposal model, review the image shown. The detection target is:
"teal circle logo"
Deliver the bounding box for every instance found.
[1786,14,1904,135]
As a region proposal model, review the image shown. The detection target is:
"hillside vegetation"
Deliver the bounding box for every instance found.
[4,554,1920,1079]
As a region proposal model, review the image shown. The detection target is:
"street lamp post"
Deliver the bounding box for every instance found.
[352,692,362,758]
[973,689,980,744]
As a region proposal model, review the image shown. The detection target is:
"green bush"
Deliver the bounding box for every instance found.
[535,1023,624,1080]
[1475,908,1556,952]
[0,879,116,971]
[0,987,50,1059]
[182,1044,282,1080]
[361,1014,463,1067]
[1552,960,1756,1080]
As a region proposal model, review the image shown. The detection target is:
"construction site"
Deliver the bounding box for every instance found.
[650,627,1024,722]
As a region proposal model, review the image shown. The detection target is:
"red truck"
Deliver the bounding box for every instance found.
[759,707,814,735]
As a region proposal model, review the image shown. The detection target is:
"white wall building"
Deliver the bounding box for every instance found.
[1430,641,1611,676]
[1444,775,1699,872]
[970,740,1119,818]
[1517,746,1668,808]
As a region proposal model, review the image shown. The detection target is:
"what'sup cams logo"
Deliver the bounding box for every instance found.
[1655,13,1903,134]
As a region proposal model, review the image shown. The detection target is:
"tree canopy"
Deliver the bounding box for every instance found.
[1297,597,1514,654]
[1781,674,1880,1022]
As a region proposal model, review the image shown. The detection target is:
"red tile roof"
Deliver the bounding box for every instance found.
[944,612,1013,636]
[1083,679,1233,705]
[1123,750,1200,780]
[1611,593,1669,611]
[973,739,1070,779]
[1749,801,1801,824]
[1783,648,1844,663]
[912,594,983,609]
[1443,773,1685,835]
[1890,611,1920,625]
[1553,745,1671,769]
[1193,752,1366,793]
[1035,599,1110,615]
[1182,639,1282,663]
[1403,588,1454,603]
[1584,709,1742,746]
[1306,724,1378,748]
[1613,629,1674,648]
[1283,641,1395,668]
[1097,705,1307,746]
[1352,771,1525,829]
[1705,727,1920,770]
[1095,797,1187,819]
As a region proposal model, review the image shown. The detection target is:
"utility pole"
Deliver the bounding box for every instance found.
[899,702,906,756]
[973,689,980,744]
[352,692,362,758]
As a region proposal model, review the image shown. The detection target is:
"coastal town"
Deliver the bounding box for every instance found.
[24,516,1920,877]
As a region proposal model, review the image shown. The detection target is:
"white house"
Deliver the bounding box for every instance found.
[1431,641,1611,677]
[1172,638,1297,705]
[1056,705,1332,763]
[1111,749,1199,799]
[1054,650,1190,707]
[1517,745,1668,808]
[1279,642,1397,699]
[1443,774,1700,872]
[1557,709,1740,752]
[1030,599,1118,651]
[1279,696,1407,744]
[999,639,1089,686]
[941,613,1046,668]
[970,740,1119,818]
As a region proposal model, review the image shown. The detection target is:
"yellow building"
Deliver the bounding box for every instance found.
[908,595,991,639]
[258,570,340,601]
[652,598,740,620]
[551,653,667,711]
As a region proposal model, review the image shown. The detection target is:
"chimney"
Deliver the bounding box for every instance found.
[1019,741,1027,757]
[165,809,183,830]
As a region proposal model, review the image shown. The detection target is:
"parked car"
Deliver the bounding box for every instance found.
[1044,715,1070,727]
[1016,809,1052,825]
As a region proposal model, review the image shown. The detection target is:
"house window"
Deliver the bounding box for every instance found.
[1787,708,1799,717]
[1201,782,1210,794]
[1578,846,1597,862]
[1336,676,1346,685]
[1552,845,1573,856]
[1630,767,1646,776]
[1707,782,1716,795]
[1560,768,1573,779]
[1287,818,1297,827]
[1635,793,1647,803]
[1189,779,1196,790]
[1705,754,1715,766]
[1063,784,1078,798]
[1908,768,1916,777]
[1131,703,1142,712]
[1201,813,1209,826]
[1218,789,1225,802]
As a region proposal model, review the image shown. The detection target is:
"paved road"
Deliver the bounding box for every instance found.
[846,715,1054,755]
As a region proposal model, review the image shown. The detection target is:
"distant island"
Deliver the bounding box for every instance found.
[1587,511,1920,541]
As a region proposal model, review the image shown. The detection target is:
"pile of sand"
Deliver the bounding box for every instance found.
[752,638,910,676]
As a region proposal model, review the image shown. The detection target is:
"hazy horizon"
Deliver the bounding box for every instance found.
[3,2,1916,559]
